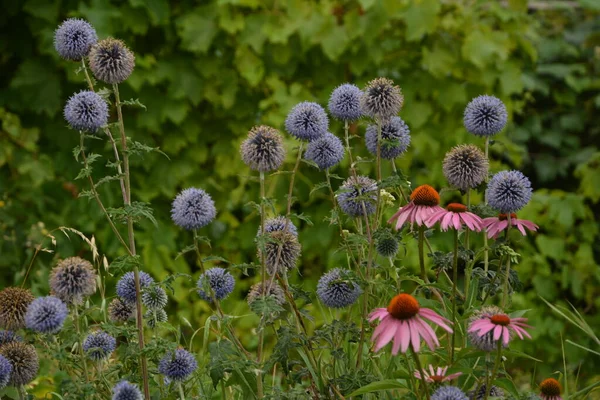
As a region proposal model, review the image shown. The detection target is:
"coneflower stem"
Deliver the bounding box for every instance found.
[411,347,431,400]
[418,226,428,283]
[451,229,458,364]
[465,190,471,250]
[502,215,512,309]
[484,341,503,400]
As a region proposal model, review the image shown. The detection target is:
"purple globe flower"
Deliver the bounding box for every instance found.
[0,354,12,390]
[116,271,154,305]
[171,188,217,230]
[197,268,235,301]
[361,77,403,121]
[257,216,298,237]
[487,170,533,214]
[240,125,286,172]
[337,176,378,217]
[83,330,116,361]
[24,296,68,334]
[112,380,143,400]
[304,132,345,170]
[158,348,198,382]
[365,116,411,159]
[432,386,468,400]
[316,269,362,308]
[464,95,508,137]
[285,102,328,141]
[89,38,135,84]
[64,90,109,132]
[328,84,363,121]
[54,18,98,61]
[0,330,21,346]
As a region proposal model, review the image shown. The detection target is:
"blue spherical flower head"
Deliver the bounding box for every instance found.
[197,267,235,301]
[158,348,198,382]
[54,18,98,61]
[0,330,21,346]
[365,116,411,159]
[257,216,298,237]
[337,175,378,217]
[83,330,116,361]
[285,101,328,141]
[328,84,363,121]
[304,132,345,170]
[432,386,468,400]
[25,296,68,334]
[464,95,507,137]
[64,90,109,132]
[171,188,217,230]
[0,354,13,390]
[116,271,154,305]
[112,380,143,400]
[487,170,533,214]
[316,269,362,308]
[361,77,403,122]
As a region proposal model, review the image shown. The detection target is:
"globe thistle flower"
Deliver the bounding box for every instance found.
[141,286,168,310]
[257,216,298,237]
[89,38,135,84]
[0,342,39,386]
[316,268,362,308]
[442,144,489,191]
[49,256,97,304]
[365,116,411,159]
[0,354,12,390]
[112,380,143,400]
[388,185,444,229]
[361,77,403,121]
[539,378,562,400]
[145,309,168,329]
[196,267,235,301]
[414,365,463,383]
[64,90,109,132]
[54,18,98,61]
[468,308,532,346]
[467,306,508,352]
[171,187,217,231]
[432,386,468,400]
[116,271,154,305]
[0,287,34,330]
[487,170,533,214]
[158,348,198,382]
[0,330,21,346]
[370,293,452,354]
[285,101,328,141]
[304,132,345,170]
[425,203,484,232]
[375,229,400,258]
[83,330,117,361]
[328,83,363,121]
[469,385,504,400]
[260,231,302,275]
[337,175,378,218]
[482,213,538,239]
[25,296,68,334]
[108,298,134,323]
[464,95,507,137]
[240,125,286,172]
[247,281,286,307]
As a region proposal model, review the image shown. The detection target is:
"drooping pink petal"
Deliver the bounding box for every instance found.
[468,319,491,332]
[419,308,453,333]
[415,317,438,349]
[369,308,389,322]
[409,318,421,353]
[414,370,423,380]
[425,210,446,228]
[372,315,393,340]
[473,321,496,337]
[434,366,442,376]
[452,213,462,230]
[391,322,404,355]
[400,321,411,353]
[441,212,453,231]
[462,212,483,231]
[519,220,538,231]
[481,217,498,229]
[387,204,409,225]
[502,327,511,345]
[445,372,463,381]
[374,319,398,351]
[511,325,532,339]
[415,207,426,226]
[493,325,503,341]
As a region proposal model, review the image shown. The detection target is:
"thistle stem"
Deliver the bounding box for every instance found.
[451,229,458,363]
[344,120,357,177]
[411,347,431,400]
[483,137,490,273]
[418,226,428,283]
[484,341,503,400]
[73,307,90,383]
[178,383,186,400]
[465,190,471,250]
[256,171,266,399]
[502,214,512,309]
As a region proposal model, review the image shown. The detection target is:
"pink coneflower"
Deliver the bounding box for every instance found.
[425,203,483,231]
[369,293,452,354]
[388,185,444,229]
[539,378,563,400]
[482,213,538,239]
[468,312,532,345]
[413,365,462,383]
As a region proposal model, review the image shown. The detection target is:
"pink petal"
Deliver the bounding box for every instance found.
[369,308,389,322]
[425,210,445,228]
[515,221,527,235]
[415,318,439,349]
[414,371,422,380]
[436,366,443,376]
[493,325,503,341]
[481,217,497,228]
[468,319,490,332]
[429,365,436,376]
[452,213,462,230]
[519,220,538,231]
[445,372,463,381]
[374,319,398,351]
[441,212,454,231]
[419,309,453,333]
[391,322,404,355]
[409,319,421,353]
[415,207,426,226]
[511,325,532,339]
[502,327,511,345]
[400,321,411,353]
[372,315,392,340]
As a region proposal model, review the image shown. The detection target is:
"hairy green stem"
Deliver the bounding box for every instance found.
[256,171,266,399]
[178,382,186,400]
[411,347,431,400]
[418,227,428,283]
[343,120,357,177]
[73,307,90,383]
[484,341,503,400]
[451,229,458,363]
[484,137,490,273]
[502,214,513,309]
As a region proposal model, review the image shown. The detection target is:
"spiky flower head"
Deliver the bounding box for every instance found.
[0,342,39,386]
[257,216,298,237]
[432,386,468,400]
[247,281,286,307]
[64,90,109,132]
[142,286,168,310]
[304,132,345,170]
[365,116,411,159]
[337,175,378,217]
[467,306,508,352]
[197,267,235,301]
[285,101,328,141]
[375,229,400,258]
[171,187,217,231]
[0,287,34,330]
[328,83,363,121]
[540,378,562,400]
[25,296,68,334]
[443,144,489,191]
[240,125,286,172]
[487,170,533,214]
[50,256,97,304]
[112,380,143,400]
[89,38,135,84]
[83,330,116,361]
[108,298,134,323]
[54,18,98,61]
[0,330,21,346]
[464,95,507,137]
[158,348,198,382]
[317,268,362,308]
[145,309,168,329]
[361,78,403,121]
[116,271,154,305]
[261,230,302,275]
[469,384,504,400]
[0,354,12,390]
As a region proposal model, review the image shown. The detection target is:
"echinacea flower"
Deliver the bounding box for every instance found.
[328,83,363,122]
[463,95,507,137]
[54,18,98,61]
[425,203,483,232]
[467,306,508,352]
[112,380,143,400]
[468,311,532,346]
[159,348,198,382]
[482,213,538,239]
[89,38,135,84]
[414,365,463,383]
[316,268,362,308]
[171,187,217,230]
[0,342,39,386]
[240,125,286,172]
[487,170,533,214]
[370,293,452,354]
[388,185,444,229]
[304,132,345,170]
[432,386,468,400]
[539,378,563,400]
[361,77,403,121]
[285,102,328,141]
[365,116,411,160]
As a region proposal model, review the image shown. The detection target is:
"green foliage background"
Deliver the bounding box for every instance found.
[1,0,599,391]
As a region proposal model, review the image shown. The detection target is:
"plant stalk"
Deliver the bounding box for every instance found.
[484,341,503,400]
[256,171,266,399]
[73,307,90,383]
[411,347,431,400]
[502,214,512,309]
[451,229,458,363]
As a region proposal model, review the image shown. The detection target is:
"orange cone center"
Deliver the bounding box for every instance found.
[490,314,511,326]
[498,213,517,221]
[387,293,420,320]
[430,375,444,383]
[446,203,467,213]
[410,185,440,206]
[540,378,562,396]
